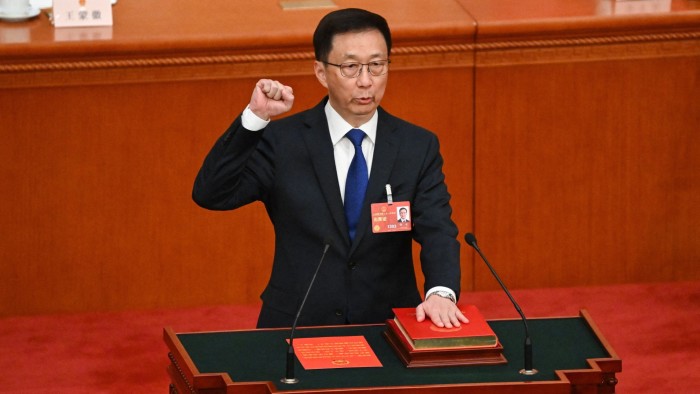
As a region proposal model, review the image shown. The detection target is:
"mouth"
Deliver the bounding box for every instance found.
[354,97,373,105]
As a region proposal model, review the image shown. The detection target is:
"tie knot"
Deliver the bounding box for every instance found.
[346,129,366,147]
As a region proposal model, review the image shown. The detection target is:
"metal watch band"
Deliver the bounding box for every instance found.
[428,290,456,304]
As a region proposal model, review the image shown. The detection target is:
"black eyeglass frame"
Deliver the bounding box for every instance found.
[321,59,391,78]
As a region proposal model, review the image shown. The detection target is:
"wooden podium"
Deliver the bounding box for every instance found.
[163,310,621,394]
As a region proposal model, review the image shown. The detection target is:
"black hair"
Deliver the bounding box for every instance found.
[313,8,392,62]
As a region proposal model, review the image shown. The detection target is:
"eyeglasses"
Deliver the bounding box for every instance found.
[322,59,391,78]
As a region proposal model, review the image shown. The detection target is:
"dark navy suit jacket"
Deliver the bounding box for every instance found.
[193,98,460,328]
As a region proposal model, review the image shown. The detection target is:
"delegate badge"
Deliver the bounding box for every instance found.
[371,201,412,233]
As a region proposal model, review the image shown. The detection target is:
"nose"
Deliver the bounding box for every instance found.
[356,65,372,86]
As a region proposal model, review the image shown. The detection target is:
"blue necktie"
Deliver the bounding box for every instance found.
[344,129,368,242]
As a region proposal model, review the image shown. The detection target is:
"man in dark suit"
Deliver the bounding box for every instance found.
[398,207,410,223]
[193,8,467,329]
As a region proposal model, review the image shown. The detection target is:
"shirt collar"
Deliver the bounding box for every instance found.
[325,101,378,146]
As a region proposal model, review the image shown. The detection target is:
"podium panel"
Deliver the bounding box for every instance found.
[163,310,621,394]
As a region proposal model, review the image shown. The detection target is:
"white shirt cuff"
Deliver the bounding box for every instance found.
[425,286,457,302]
[241,105,270,131]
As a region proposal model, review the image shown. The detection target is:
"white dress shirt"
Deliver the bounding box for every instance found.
[324,102,376,203]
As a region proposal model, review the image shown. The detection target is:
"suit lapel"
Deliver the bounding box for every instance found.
[350,110,399,253]
[300,102,351,246]
[300,104,401,252]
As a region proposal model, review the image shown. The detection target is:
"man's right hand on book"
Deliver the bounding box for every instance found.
[416,295,469,328]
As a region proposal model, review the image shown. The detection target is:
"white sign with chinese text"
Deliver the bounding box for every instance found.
[53,0,112,28]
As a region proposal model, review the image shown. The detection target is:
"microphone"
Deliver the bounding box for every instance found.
[281,237,333,384]
[464,233,538,376]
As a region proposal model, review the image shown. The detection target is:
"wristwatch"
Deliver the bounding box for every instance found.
[427,290,456,304]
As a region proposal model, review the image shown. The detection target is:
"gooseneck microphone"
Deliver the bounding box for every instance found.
[464,233,538,376]
[281,238,333,384]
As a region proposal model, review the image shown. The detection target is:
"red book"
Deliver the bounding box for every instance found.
[392,305,498,349]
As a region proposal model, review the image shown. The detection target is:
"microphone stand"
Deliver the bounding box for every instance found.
[465,233,538,375]
[281,241,332,384]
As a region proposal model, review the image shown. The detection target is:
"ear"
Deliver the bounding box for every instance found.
[314,61,328,89]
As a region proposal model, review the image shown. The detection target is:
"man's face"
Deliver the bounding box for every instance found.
[400,209,407,219]
[314,29,388,127]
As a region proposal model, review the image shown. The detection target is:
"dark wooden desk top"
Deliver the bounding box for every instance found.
[164,310,622,393]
